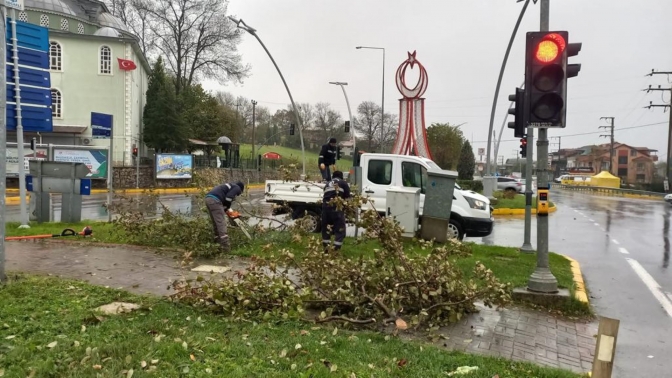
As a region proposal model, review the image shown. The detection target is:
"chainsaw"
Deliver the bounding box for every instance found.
[226,210,252,240]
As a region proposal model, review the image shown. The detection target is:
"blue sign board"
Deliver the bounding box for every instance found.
[5,17,52,133]
[7,103,52,132]
[91,112,113,139]
[5,19,49,51]
[5,46,49,69]
[6,84,50,105]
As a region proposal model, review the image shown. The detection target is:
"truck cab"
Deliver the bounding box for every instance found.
[265,153,494,240]
[354,153,493,239]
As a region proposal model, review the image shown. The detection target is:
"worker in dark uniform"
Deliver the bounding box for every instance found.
[205,181,245,252]
[318,137,338,182]
[321,171,351,251]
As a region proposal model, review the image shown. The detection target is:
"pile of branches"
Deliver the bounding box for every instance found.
[171,191,512,329]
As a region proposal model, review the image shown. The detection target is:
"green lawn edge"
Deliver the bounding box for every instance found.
[0,275,585,378]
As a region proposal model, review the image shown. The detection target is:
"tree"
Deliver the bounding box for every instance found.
[457,141,476,180]
[143,58,187,152]
[355,101,381,151]
[313,102,345,142]
[180,84,237,154]
[133,0,249,94]
[426,123,466,169]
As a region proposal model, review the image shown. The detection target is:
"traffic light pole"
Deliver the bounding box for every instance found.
[527,0,559,293]
[522,128,534,252]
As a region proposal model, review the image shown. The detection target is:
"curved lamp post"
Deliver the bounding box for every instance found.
[328,82,356,154]
[355,46,385,153]
[229,16,307,179]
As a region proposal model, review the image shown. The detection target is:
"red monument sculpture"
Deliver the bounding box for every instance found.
[391,51,433,160]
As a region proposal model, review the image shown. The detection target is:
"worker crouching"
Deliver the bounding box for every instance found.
[321,171,351,252]
[205,181,244,253]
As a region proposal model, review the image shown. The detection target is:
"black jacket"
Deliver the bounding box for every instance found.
[206,182,243,209]
[323,177,351,208]
[318,143,337,166]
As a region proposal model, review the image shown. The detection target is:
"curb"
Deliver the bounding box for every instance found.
[561,255,590,305]
[492,205,557,216]
[4,185,266,204]
[558,187,664,201]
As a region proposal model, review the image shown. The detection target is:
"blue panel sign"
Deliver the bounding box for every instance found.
[6,63,50,87]
[7,84,51,106]
[5,46,49,69]
[91,112,113,139]
[7,103,53,132]
[26,175,33,192]
[6,18,49,52]
[79,179,92,196]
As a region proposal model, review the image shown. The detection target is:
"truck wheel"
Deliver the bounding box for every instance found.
[295,210,321,233]
[447,219,465,241]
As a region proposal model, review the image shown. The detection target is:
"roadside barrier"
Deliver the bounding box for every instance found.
[557,184,665,200]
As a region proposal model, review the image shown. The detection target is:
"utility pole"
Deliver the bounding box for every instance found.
[1,6,8,283]
[550,136,561,178]
[251,100,257,171]
[599,117,615,174]
[643,75,672,190]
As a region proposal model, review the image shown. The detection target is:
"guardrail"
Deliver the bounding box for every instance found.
[557,184,666,200]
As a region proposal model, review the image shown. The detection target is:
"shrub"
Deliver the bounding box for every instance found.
[456,179,483,193]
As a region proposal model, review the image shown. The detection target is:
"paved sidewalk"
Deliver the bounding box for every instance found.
[4,240,597,374]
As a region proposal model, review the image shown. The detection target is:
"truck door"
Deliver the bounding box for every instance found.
[400,161,427,216]
[361,158,395,212]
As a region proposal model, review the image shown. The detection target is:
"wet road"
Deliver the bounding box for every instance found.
[479,190,672,378]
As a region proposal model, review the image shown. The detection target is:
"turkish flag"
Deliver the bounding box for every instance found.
[117,58,137,71]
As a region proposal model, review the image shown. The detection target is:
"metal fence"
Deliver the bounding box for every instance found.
[557,184,666,200]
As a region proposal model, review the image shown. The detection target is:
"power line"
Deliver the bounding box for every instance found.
[469,121,667,144]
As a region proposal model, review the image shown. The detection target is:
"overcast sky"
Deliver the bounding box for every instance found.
[202,0,672,160]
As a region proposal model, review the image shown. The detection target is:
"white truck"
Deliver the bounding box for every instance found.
[264,153,494,240]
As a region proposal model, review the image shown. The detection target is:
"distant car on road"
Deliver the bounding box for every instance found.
[497,177,525,193]
[665,194,672,204]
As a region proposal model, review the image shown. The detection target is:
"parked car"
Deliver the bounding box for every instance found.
[497,177,525,193]
[665,193,672,204]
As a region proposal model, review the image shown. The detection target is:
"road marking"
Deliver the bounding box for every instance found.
[618,247,629,255]
[594,222,600,226]
[612,239,620,245]
[625,258,672,318]
[589,218,595,222]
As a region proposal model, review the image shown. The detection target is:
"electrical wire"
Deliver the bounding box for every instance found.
[471,121,668,144]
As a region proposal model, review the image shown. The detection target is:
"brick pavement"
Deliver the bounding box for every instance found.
[4,240,598,374]
[423,303,597,374]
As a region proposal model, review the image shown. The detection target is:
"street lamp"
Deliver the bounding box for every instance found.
[355,46,385,153]
[229,16,307,179]
[328,82,355,155]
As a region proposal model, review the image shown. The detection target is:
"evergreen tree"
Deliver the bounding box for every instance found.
[457,140,476,180]
[143,58,187,152]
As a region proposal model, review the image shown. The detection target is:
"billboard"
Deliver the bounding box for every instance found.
[156,154,193,179]
[52,149,108,179]
[5,146,48,176]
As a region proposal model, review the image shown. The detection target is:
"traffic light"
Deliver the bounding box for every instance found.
[336,146,342,160]
[520,136,527,158]
[507,87,526,138]
[132,146,138,157]
[289,123,295,135]
[344,121,350,133]
[524,31,582,128]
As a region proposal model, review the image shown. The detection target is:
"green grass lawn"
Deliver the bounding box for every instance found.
[493,193,555,209]
[0,275,583,378]
[236,144,353,165]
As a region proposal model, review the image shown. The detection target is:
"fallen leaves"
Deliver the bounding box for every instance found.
[47,341,57,349]
[395,318,408,330]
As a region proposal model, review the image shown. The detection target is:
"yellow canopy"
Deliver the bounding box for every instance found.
[590,170,620,188]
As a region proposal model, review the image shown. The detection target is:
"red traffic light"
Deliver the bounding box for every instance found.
[132,147,138,156]
[535,33,566,63]
[520,138,527,146]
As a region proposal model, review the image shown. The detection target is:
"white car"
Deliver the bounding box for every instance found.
[665,194,672,204]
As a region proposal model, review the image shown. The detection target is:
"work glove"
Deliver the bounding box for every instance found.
[320,163,326,170]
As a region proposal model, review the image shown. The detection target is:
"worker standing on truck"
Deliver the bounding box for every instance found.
[318,137,338,182]
[322,170,351,252]
[205,181,245,252]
